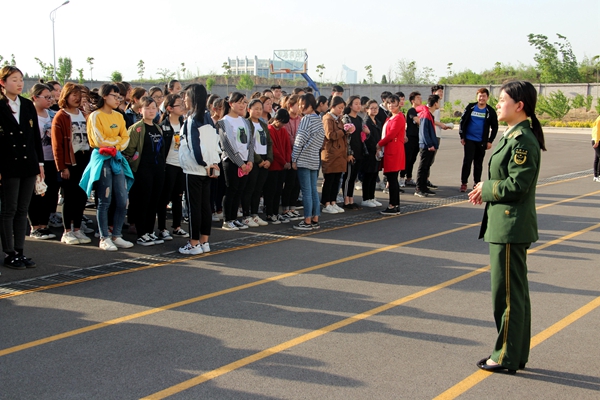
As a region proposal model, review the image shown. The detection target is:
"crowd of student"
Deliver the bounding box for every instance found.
[0,63,513,271]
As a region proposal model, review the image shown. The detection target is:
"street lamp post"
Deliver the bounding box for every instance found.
[50,0,70,80]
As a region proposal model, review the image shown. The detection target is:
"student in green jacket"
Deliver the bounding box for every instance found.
[469,81,546,374]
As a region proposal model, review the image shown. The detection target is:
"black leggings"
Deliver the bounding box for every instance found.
[131,165,165,237]
[242,163,269,216]
[210,162,226,213]
[401,136,420,179]
[263,169,285,216]
[461,139,486,185]
[61,151,90,230]
[342,160,362,199]
[28,160,60,226]
[223,159,248,221]
[281,168,300,209]
[158,164,184,230]
[362,172,378,201]
[384,171,400,207]
[321,172,342,204]
[1,175,36,254]
[185,174,212,240]
[593,141,600,177]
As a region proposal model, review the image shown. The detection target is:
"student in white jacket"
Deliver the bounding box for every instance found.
[178,84,221,255]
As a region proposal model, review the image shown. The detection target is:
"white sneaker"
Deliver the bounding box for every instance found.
[72,230,92,244]
[399,178,406,188]
[79,221,94,234]
[201,242,211,253]
[234,220,249,229]
[361,199,377,208]
[137,234,155,246]
[61,231,80,245]
[354,182,362,190]
[336,194,344,204]
[222,221,239,231]
[214,212,224,220]
[112,237,134,248]
[373,199,382,206]
[237,208,243,217]
[99,237,118,251]
[158,229,174,241]
[149,232,164,244]
[179,241,203,255]
[594,177,600,182]
[332,203,345,213]
[212,213,220,222]
[242,217,259,227]
[322,204,338,214]
[253,216,268,226]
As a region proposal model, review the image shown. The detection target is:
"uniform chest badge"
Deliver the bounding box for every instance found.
[29,119,34,128]
[514,148,527,165]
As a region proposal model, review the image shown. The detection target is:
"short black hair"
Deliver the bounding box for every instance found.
[270,84,281,90]
[380,91,392,101]
[360,96,370,105]
[409,91,421,103]
[273,108,290,124]
[395,91,405,98]
[332,85,344,93]
[303,86,313,93]
[431,85,444,94]
[427,94,440,107]
[316,95,328,106]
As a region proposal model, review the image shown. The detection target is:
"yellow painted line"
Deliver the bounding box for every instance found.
[141,221,600,400]
[0,188,596,358]
[1,177,594,301]
[0,223,476,359]
[434,295,600,400]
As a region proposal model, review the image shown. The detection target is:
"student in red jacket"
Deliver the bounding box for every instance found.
[377,94,406,215]
[264,109,291,224]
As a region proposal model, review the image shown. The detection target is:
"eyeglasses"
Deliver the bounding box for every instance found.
[36,95,54,101]
[152,96,164,101]
[172,103,184,108]
[108,93,124,101]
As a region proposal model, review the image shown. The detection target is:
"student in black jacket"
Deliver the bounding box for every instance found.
[0,66,44,270]
[458,88,499,192]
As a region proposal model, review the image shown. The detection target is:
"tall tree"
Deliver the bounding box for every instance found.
[137,60,145,81]
[222,62,233,93]
[56,57,72,85]
[86,57,94,81]
[236,74,254,95]
[34,57,54,81]
[527,33,580,83]
[76,68,84,84]
[381,74,387,84]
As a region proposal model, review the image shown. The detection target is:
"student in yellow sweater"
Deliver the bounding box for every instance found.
[592,115,600,182]
[85,84,133,251]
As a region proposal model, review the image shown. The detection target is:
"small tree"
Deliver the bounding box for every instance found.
[316,64,326,83]
[206,77,216,92]
[236,74,254,95]
[137,60,145,81]
[536,90,571,120]
[222,62,233,93]
[178,62,186,79]
[110,70,123,83]
[381,74,388,84]
[156,68,175,82]
[76,68,85,84]
[34,57,54,81]
[56,57,73,85]
[86,57,94,81]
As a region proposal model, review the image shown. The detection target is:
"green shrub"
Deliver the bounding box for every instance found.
[536,90,571,120]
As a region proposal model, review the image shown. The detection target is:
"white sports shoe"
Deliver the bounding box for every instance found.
[99,238,118,251]
[332,204,345,213]
[61,231,80,245]
[322,204,338,214]
[72,230,92,244]
[242,217,259,227]
[373,199,382,206]
[253,216,268,226]
[361,199,377,208]
[201,242,211,253]
[179,241,203,255]
[112,237,134,249]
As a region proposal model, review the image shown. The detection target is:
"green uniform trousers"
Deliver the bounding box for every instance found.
[489,242,531,370]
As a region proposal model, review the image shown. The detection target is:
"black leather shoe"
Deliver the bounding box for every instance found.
[476,357,517,375]
[4,255,26,270]
[18,255,36,268]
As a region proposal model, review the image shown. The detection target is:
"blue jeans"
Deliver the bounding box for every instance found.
[296,167,320,218]
[96,159,128,239]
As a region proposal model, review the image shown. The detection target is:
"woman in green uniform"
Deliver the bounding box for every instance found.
[468,81,546,374]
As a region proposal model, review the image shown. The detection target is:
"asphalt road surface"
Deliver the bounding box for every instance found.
[1,127,599,399]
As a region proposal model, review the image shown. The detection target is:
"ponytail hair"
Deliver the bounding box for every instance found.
[500,81,546,151]
[223,92,246,117]
[185,83,208,123]
[165,79,180,95]
[159,93,181,124]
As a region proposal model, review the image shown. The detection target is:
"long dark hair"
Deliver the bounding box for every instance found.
[165,79,180,95]
[344,95,361,115]
[0,66,23,105]
[159,93,181,124]
[500,81,546,151]
[89,83,120,111]
[223,92,246,117]
[185,83,207,123]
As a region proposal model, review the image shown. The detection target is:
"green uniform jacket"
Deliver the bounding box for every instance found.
[479,120,541,243]
[122,120,163,173]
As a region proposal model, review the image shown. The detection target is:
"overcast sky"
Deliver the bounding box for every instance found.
[4,0,599,84]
